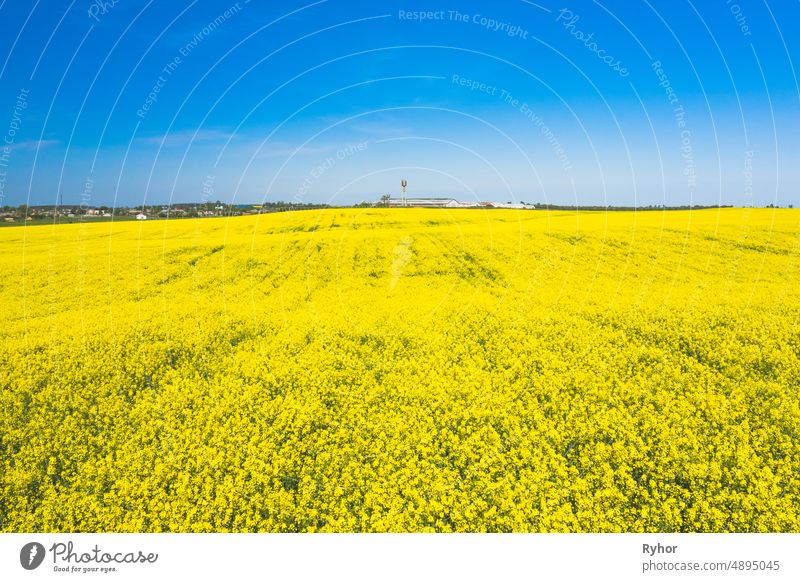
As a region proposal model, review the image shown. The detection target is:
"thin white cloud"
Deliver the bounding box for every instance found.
[6,139,59,151]
[135,128,236,147]
[255,143,342,159]
[349,121,411,137]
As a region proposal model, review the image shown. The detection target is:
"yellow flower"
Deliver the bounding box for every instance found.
[0,208,798,532]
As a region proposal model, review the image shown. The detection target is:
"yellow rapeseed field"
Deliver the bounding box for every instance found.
[1,207,799,532]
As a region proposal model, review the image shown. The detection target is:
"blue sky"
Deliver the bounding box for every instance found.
[0,0,798,207]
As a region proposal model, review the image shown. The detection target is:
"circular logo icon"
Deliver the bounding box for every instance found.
[20,542,46,570]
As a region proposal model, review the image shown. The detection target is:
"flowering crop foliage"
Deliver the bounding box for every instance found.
[1,208,799,532]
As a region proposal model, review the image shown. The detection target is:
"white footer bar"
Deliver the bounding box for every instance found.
[1,533,796,581]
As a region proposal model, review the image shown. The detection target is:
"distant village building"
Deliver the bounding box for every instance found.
[481,201,536,210]
[387,197,472,208]
[383,197,534,210]
[136,213,147,220]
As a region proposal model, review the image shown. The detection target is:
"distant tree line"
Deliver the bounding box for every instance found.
[531,204,736,211]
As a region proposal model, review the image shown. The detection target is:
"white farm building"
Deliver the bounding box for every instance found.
[383,197,534,210]
[387,197,477,208]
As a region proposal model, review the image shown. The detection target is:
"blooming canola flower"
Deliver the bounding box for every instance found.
[0,207,798,532]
